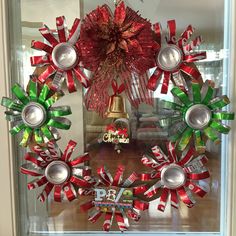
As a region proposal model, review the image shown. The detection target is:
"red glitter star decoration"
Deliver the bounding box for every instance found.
[79,1,157,115]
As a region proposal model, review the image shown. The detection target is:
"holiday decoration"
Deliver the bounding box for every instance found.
[30,16,89,93]
[140,142,210,211]
[79,165,148,232]
[148,20,206,94]
[106,80,128,119]
[21,140,92,202]
[1,0,235,232]
[1,80,72,146]
[159,81,234,152]
[80,1,156,115]
[103,118,130,153]
[103,123,129,144]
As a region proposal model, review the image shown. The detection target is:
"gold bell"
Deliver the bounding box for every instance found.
[106,95,129,118]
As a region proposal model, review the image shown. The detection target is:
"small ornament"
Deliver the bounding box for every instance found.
[21,140,92,202]
[105,80,128,119]
[140,142,210,211]
[103,123,129,144]
[30,16,89,93]
[79,165,148,232]
[1,80,71,146]
[159,81,234,152]
[80,1,157,115]
[148,20,206,94]
[103,118,130,153]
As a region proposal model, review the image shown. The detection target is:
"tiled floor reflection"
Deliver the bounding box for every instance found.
[47,142,220,232]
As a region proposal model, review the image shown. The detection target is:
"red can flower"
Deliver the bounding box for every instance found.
[31,16,89,93]
[140,142,210,211]
[148,20,206,94]
[21,140,92,202]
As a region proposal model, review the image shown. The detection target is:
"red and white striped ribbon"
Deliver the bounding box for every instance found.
[61,140,77,162]
[39,25,58,47]
[56,16,68,43]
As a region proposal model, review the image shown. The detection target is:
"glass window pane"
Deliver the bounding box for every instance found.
[7,0,231,235]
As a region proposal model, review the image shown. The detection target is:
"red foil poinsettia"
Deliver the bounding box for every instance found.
[30,16,89,93]
[148,20,206,94]
[80,1,157,115]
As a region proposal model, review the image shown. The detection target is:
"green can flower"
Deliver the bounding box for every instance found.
[1,80,72,146]
[159,81,234,152]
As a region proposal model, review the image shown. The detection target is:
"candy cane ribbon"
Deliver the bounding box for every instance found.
[116,211,128,232]
[21,163,42,177]
[97,166,113,186]
[133,200,149,211]
[69,153,90,166]
[38,182,54,202]
[177,187,196,208]
[88,210,103,223]
[122,172,138,187]
[157,187,169,211]
[112,165,125,186]
[27,176,47,190]
[152,145,168,162]
[61,140,77,161]
[144,181,162,198]
[80,200,94,212]
[147,68,162,91]
[103,211,114,232]
[167,20,176,43]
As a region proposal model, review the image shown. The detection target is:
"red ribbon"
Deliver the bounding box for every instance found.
[64,183,77,201]
[111,80,125,95]
[61,140,77,162]
[133,200,149,211]
[113,165,125,186]
[157,187,169,212]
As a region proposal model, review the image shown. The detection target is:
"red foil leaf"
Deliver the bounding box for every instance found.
[114,1,126,26]
[122,22,145,39]
[98,5,111,25]
[127,39,143,54]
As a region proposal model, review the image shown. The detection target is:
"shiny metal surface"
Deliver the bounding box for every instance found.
[106,95,129,118]
[21,102,47,128]
[157,45,183,71]
[185,104,212,129]
[45,161,71,185]
[161,164,186,189]
[52,43,78,70]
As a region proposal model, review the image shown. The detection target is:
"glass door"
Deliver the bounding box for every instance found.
[4,0,235,235]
